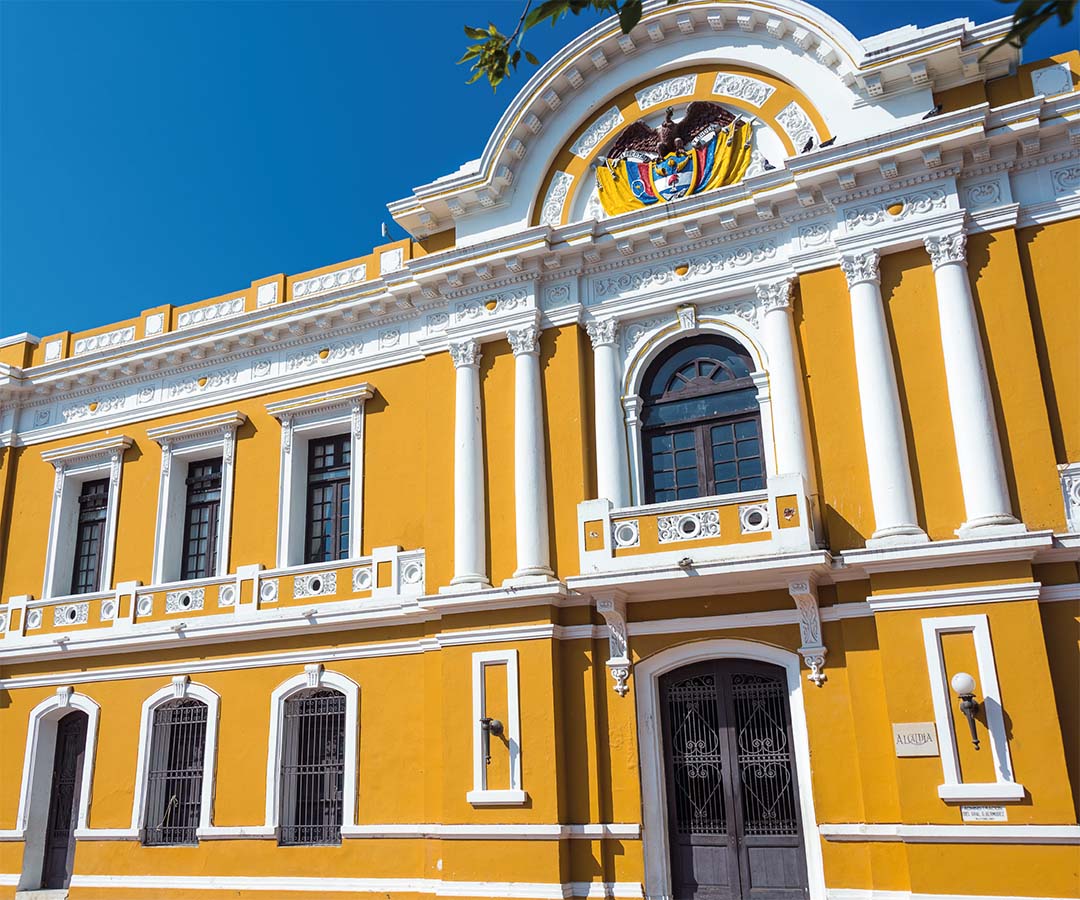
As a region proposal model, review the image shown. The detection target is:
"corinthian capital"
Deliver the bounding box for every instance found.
[507,325,540,357]
[585,318,619,348]
[924,231,967,270]
[756,277,795,313]
[839,250,880,288]
[448,339,481,369]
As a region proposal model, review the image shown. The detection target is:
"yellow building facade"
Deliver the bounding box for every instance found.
[0,3,1077,899]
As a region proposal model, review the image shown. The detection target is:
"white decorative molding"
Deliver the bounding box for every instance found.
[839,249,880,287]
[352,566,373,593]
[711,72,775,107]
[592,240,777,298]
[256,283,278,308]
[73,326,135,356]
[775,101,815,153]
[924,231,967,269]
[539,171,575,226]
[635,74,697,110]
[675,304,697,331]
[756,278,793,312]
[285,339,364,373]
[843,188,949,231]
[570,106,624,158]
[61,394,127,423]
[53,603,89,627]
[1059,462,1080,532]
[453,288,529,324]
[789,579,827,686]
[611,519,640,549]
[964,180,1002,209]
[136,595,153,616]
[1030,62,1073,97]
[165,588,205,614]
[177,297,245,330]
[380,247,405,275]
[1050,164,1080,197]
[293,571,337,599]
[144,313,165,336]
[596,595,630,696]
[657,510,720,543]
[218,584,237,607]
[292,264,367,299]
[259,579,278,604]
[585,318,619,348]
[43,339,63,362]
[399,558,425,590]
[738,503,770,534]
[449,339,482,369]
[507,325,540,356]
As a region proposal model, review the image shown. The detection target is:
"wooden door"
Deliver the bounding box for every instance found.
[41,710,87,889]
[660,660,809,900]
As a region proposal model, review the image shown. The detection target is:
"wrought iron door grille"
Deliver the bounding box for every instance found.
[143,699,208,846]
[731,673,798,836]
[667,673,727,835]
[279,689,346,846]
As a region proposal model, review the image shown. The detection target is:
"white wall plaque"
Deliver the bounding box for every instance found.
[892,722,940,757]
[960,805,1008,822]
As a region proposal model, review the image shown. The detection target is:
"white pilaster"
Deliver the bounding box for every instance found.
[757,278,817,504]
[507,325,554,583]
[447,339,490,589]
[841,250,928,545]
[924,231,1022,536]
[586,318,630,508]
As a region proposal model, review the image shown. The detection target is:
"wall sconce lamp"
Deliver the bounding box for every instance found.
[950,672,980,750]
[480,716,504,765]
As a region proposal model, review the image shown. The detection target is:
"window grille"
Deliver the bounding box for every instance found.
[180,458,222,580]
[304,435,351,564]
[143,699,208,846]
[279,688,346,846]
[640,338,765,502]
[70,479,109,595]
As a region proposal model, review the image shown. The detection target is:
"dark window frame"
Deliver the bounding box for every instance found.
[70,479,110,595]
[640,338,767,504]
[180,458,223,581]
[142,698,208,847]
[304,434,352,564]
[278,688,346,846]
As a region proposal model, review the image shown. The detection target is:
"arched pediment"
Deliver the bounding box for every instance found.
[390,0,1013,243]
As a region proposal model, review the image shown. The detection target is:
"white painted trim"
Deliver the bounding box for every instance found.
[265,669,360,831]
[1040,582,1080,602]
[14,688,100,890]
[129,680,220,837]
[41,436,132,599]
[819,823,1080,843]
[921,613,1024,802]
[150,413,245,583]
[634,639,826,900]
[826,891,1080,900]
[868,581,1040,612]
[188,822,641,840]
[468,648,525,806]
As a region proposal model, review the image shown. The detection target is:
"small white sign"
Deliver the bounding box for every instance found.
[892,722,939,757]
[961,805,1008,822]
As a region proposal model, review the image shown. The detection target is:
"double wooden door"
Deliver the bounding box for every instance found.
[41,710,88,889]
[660,660,809,900]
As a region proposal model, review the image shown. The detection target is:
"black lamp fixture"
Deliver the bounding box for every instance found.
[480,716,504,765]
[950,672,980,750]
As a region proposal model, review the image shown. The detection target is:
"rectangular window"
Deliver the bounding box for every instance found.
[70,479,110,594]
[304,435,351,564]
[180,458,222,581]
[279,689,346,845]
[143,699,208,846]
[645,415,765,503]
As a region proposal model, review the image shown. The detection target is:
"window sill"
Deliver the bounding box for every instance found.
[937,782,1026,802]
[466,789,528,807]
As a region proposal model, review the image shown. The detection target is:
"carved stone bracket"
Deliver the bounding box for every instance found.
[788,578,827,687]
[596,593,630,696]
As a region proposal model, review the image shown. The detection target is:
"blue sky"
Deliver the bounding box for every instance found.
[1,1,1074,340]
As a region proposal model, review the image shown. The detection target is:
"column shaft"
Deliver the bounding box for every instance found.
[449,340,489,588]
[841,250,928,544]
[508,325,553,581]
[925,232,1020,533]
[586,319,630,508]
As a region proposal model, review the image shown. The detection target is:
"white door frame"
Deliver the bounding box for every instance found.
[634,638,826,900]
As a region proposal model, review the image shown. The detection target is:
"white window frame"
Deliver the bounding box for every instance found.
[130,678,221,840]
[467,648,526,806]
[922,613,1025,801]
[266,384,373,568]
[147,412,245,584]
[41,435,132,599]
[14,687,100,891]
[264,666,360,834]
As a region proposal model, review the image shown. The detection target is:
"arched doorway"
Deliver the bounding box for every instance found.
[39,709,88,889]
[659,659,808,899]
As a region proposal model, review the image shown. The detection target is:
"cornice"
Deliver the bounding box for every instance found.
[265,383,374,420]
[145,411,247,445]
[40,434,134,465]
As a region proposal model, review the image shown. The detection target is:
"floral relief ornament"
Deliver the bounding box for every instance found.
[449,339,481,369]
[507,325,540,356]
[756,278,793,312]
[585,318,619,348]
[839,250,880,288]
[924,232,967,269]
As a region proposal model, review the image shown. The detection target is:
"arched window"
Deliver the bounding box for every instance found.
[142,698,208,846]
[278,688,346,846]
[641,336,765,503]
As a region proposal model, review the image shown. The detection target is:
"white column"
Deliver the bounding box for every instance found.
[586,318,630,508]
[507,325,554,582]
[840,250,928,545]
[924,231,1021,535]
[448,339,490,589]
[757,278,816,489]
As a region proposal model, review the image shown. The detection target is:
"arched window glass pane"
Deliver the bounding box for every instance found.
[143,699,207,846]
[279,688,346,846]
[640,336,765,502]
